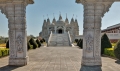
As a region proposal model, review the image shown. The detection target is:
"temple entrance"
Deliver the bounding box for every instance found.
[58,29,63,34]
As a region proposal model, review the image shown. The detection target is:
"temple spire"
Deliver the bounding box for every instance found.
[52,13,56,24]
[47,18,50,25]
[59,11,62,20]
[70,17,74,25]
[65,13,69,24]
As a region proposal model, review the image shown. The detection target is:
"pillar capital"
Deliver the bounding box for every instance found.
[0,0,34,4]
[76,0,115,3]
[76,0,114,17]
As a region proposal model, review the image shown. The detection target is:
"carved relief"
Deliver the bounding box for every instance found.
[16,35,23,53]
[94,30,101,56]
[85,34,93,53]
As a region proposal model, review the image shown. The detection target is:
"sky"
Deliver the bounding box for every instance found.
[0,0,120,37]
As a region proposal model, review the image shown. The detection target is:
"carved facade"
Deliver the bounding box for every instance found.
[39,15,79,42]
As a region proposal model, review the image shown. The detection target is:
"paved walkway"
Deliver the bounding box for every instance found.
[0,47,120,71]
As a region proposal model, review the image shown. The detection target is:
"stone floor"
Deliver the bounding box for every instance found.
[0,47,120,71]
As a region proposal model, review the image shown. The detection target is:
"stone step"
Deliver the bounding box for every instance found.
[48,33,70,46]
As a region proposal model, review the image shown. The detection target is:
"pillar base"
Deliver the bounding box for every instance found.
[80,65,102,71]
[9,56,29,66]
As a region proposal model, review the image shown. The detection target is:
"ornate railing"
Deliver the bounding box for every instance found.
[47,31,52,46]
[68,31,72,46]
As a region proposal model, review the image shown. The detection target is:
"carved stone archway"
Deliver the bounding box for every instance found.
[0,0,119,70]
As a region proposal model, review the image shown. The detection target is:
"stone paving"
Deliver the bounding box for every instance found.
[0,47,120,71]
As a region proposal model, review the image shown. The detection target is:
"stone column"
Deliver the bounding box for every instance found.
[80,3,104,71]
[6,2,28,66]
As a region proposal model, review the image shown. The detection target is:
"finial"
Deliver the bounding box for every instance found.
[73,14,74,18]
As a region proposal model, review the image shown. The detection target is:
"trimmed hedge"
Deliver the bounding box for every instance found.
[27,42,33,50]
[114,40,120,60]
[104,48,115,57]
[75,39,78,43]
[6,40,9,48]
[77,39,81,46]
[79,39,83,49]
[0,48,9,57]
[29,38,38,49]
[36,39,41,47]
[101,33,112,55]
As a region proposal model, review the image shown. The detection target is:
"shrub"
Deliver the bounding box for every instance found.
[101,33,112,55]
[36,39,41,47]
[104,48,115,57]
[0,48,9,57]
[29,38,34,44]
[114,40,120,60]
[42,38,45,42]
[40,40,43,43]
[33,43,38,49]
[6,40,9,48]
[77,39,81,46]
[27,42,31,50]
[79,39,83,49]
[75,39,78,43]
[29,38,38,49]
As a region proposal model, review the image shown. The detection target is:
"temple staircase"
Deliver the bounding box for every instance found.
[48,32,72,46]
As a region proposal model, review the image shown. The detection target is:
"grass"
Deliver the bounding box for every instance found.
[0,43,6,47]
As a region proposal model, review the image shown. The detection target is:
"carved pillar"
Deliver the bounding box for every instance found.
[0,0,33,66]
[6,2,28,66]
[76,1,114,70]
[80,3,103,71]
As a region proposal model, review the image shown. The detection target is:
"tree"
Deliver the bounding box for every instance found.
[114,40,120,60]
[101,33,112,55]
[36,39,41,47]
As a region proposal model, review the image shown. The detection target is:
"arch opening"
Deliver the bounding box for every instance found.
[58,29,63,34]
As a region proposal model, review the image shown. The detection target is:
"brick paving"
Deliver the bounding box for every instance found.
[0,47,120,71]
